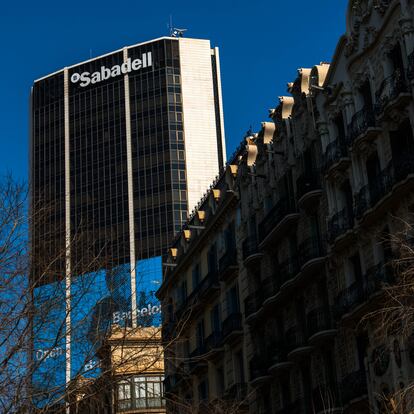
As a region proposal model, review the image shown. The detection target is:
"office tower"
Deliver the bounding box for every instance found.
[30,36,226,409]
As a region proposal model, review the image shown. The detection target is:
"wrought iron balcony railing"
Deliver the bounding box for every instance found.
[258,197,297,242]
[298,237,325,267]
[218,248,237,278]
[242,236,260,260]
[285,326,307,351]
[225,383,247,402]
[323,138,348,173]
[375,69,409,115]
[244,291,263,318]
[278,257,300,285]
[296,170,321,200]
[249,354,271,381]
[334,280,365,318]
[347,107,376,146]
[262,275,279,300]
[328,208,354,243]
[204,330,223,352]
[307,307,332,337]
[222,312,242,338]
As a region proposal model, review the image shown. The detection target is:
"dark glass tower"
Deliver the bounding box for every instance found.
[30,37,226,407]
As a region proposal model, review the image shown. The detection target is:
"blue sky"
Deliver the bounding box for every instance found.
[0,0,348,180]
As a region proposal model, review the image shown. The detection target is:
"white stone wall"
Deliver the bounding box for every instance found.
[179,38,224,212]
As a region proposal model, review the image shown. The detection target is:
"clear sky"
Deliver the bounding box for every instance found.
[0,0,349,181]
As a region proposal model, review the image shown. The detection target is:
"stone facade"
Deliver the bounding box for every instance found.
[158,0,414,413]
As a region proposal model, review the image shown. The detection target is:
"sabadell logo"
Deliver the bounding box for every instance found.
[70,52,152,87]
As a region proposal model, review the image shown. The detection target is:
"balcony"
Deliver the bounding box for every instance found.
[334,262,395,320]
[189,344,208,373]
[268,342,292,374]
[340,369,368,405]
[354,158,414,223]
[307,307,336,344]
[244,291,264,323]
[204,330,223,357]
[225,383,248,404]
[334,281,365,319]
[346,107,378,149]
[196,270,220,302]
[242,236,263,265]
[328,208,354,245]
[258,198,299,247]
[285,326,312,359]
[323,138,349,176]
[222,312,243,341]
[296,170,322,208]
[262,275,280,303]
[365,261,395,296]
[278,257,300,290]
[249,354,272,386]
[218,249,238,282]
[375,70,410,118]
[298,237,326,278]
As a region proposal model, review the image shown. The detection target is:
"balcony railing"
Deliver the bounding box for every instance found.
[249,354,271,381]
[365,261,395,295]
[242,236,260,261]
[118,397,166,411]
[307,307,332,338]
[190,270,219,302]
[189,343,207,371]
[323,138,348,173]
[204,330,223,352]
[244,291,263,318]
[340,369,367,404]
[262,275,279,300]
[298,237,325,267]
[354,158,413,219]
[375,69,409,115]
[285,326,307,351]
[222,312,242,338]
[225,383,247,402]
[218,249,237,279]
[347,107,376,146]
[269,341,288,365]
[278,257,300,285]
[334,280,365,318]
[328,208,354,243]
[335,261,395,319]
[258,197,297,242]
[296,170,321,200]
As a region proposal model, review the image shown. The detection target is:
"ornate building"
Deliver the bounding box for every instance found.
[159,0,414,413]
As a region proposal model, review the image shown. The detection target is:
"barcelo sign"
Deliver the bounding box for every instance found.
[71,52,152,87]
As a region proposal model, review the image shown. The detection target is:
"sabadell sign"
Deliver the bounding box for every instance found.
[70,52,152,87]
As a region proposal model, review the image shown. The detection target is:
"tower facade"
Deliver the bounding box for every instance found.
[30,36,226,409]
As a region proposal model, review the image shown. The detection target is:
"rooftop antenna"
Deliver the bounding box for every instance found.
[167,14,187,37]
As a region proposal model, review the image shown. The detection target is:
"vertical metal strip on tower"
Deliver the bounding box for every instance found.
[63,68,71,413]
[123,47,138,328]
